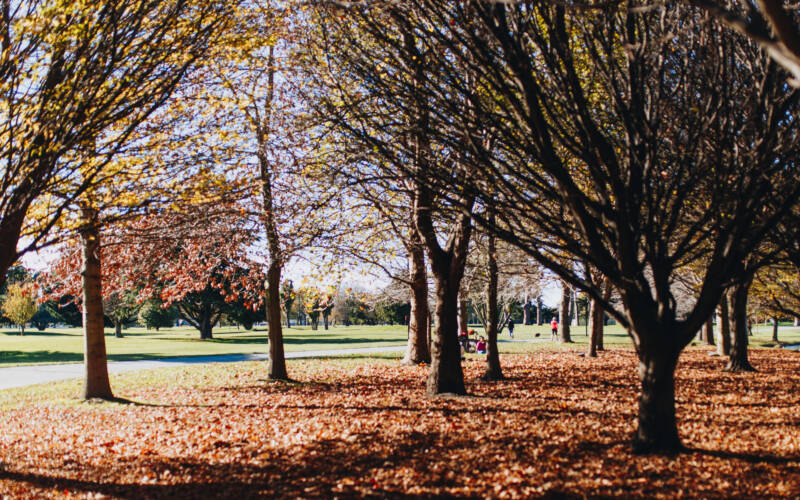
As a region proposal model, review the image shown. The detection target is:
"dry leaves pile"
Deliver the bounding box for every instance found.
[0,348,798,498]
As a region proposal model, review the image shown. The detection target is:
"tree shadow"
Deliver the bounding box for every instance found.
[0,432,468,498]
[686,447,800,465]
[0,351,83,365]
[0,330,75,337]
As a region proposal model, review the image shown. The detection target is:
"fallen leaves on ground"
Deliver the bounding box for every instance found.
[0,348,798,498]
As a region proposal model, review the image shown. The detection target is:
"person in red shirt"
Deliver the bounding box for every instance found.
[550,317,558,341]
[476,336,487,354]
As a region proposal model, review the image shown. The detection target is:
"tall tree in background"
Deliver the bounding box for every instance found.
[1,282,37,334]
[182,0,339,380]
[281,280,295,327]
[103,290,140,338]
[466,221,544,379]
[558,281,573,344]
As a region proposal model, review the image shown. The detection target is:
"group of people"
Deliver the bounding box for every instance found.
[459,317,560,357]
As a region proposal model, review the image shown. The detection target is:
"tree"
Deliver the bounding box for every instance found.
[323,2,800,453]
[103,290,140,338]
[689,0,800,87]
[465,221,544,380]
[137,298,176,331]
[1,283,37,334]
[558,281,573,344]
[45,207,265,341]
[320,294,335,330]
[177,0,341,380]
[281,280,295,327]
[310,6,480,395]
[0,0,236,290]
[300,287,322,330]
[29,303,57,331]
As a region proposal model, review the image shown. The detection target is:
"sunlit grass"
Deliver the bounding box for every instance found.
[0,324,409,366]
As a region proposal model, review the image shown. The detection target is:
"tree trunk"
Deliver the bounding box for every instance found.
[0,208,26,293]
[405,22,473,396]
[80,209,113,400]
[716,292,731,356]
[458,288,469,335]
[256,41,288,380]
[482,225,503,381]
[427,266,466,395]
[633,347,682,454]
[726,280,755,372]
[199,308,214,340]
[772,317,779,343]
[559,282,572,343]
[703,317,715,346]
[414,182,471,396]
[266,261,287,380]
[19,325,24,336]
[536,297,543,325]
[114,320,123,338]
[571,291,578,326]
[587,278,610,356]
[522,297,531,326]
[587,298,603,357]
[403,242,430,365]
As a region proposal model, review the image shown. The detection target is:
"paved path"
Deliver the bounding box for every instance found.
[0,338,544,391]
[0,346,405,391]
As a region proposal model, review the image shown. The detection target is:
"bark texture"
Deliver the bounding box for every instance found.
[258,43,288,381]
[522,297,531,325]
[633,348,682,454]
[199,311,214,340]
[403,242,431,364]
[716,293,731,356]
[703,317,715,346]
[536,297,543,325]
[482,226,503,381]
[458,289,469,336]
[559,282,572,343]
[587,298,603,357]
[266,261,287,380]
[726,280,755,372]
[80,210,113,400]
[414,180,472,396]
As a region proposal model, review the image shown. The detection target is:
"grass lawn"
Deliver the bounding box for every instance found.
[0,321,797,367]
[0,324,409,366]
[0,347,797,498]
[472,321,800,351]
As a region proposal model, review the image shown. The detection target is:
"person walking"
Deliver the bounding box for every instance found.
[550,317,558,341]
[507,319,515,339]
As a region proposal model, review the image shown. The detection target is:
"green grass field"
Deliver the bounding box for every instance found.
[0,324,409,366]
[0,321,796,367]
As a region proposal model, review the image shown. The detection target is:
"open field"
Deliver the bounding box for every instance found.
[0,347,797,498]
[0,322,797,367]
[0,325,410,366]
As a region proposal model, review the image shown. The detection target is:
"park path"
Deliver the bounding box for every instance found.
[0,339,544,391]
[0,346,405,391]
